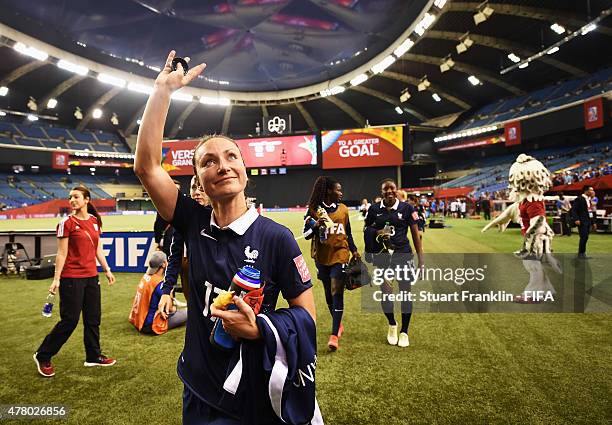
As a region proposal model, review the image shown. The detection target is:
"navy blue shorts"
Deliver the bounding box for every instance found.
[315,262,344,281]
[182,386,239,425]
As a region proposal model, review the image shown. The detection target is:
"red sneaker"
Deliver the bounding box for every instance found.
[84,355,116,367]
[33,353,55,377]
[328,335,339,352]
[338,323,345,339]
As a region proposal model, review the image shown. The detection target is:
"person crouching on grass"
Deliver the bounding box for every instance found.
[364,179,423,348]
[303,176,360,351]
[129,251,187,335]
[134,51,320,425]
[33,186,116,378]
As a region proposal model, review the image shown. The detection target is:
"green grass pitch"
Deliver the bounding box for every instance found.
[0,213,610,424]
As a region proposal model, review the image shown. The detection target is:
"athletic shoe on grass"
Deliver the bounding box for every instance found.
[33,353,55,377]
[328,335,339,351]
[387,325,398,346]
[84,355,116,367]
[398,332,409,348]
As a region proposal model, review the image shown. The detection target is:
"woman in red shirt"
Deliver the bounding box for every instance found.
[33,186,116,378]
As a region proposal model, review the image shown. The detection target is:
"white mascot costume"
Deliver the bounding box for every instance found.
[482,154,561,303]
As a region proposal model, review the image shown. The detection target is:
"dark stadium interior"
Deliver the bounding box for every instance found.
[0,0,610,210]
[0,0,610,136]
[1,2,612,425]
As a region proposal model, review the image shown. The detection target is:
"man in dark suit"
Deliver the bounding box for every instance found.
[571,185,596,259]
[481,196,491,221]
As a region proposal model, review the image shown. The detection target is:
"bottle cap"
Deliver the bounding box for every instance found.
[232,266,261,291]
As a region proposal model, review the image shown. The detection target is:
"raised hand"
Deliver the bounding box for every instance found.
[154,50,206,93]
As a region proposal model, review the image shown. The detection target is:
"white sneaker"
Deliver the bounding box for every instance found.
[387,325,398,345]
[398,332,409,348]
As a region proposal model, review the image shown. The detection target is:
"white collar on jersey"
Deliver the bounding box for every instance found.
[322,201,337,209]
[380,198,400,210]
[210,205,259,235]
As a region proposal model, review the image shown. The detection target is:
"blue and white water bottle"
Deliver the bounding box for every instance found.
[42,293,54,318]
[210,266,262,350]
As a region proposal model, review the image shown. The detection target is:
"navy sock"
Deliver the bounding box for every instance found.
[383,312,396,326]
[331,292,344,336]
[399,283,413,333]
[400,313,411,333]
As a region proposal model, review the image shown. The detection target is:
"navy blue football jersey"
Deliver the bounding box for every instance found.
[364,199,418,253]
[170,191,312,418]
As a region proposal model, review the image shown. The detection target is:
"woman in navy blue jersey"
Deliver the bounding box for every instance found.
[134,51,319,425]
[365,178,423,348]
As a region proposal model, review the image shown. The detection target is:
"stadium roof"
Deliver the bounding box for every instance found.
[0,0,610,139]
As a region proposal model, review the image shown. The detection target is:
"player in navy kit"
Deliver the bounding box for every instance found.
[365,178,423,348]
[134,51,318,425]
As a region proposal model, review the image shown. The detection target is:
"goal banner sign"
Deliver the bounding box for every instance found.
[321,126,403,169]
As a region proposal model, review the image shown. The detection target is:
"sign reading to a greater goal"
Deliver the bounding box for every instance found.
[321,126,403,169]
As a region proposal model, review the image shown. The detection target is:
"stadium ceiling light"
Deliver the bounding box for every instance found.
[550,23,565,34]
[518,62,529,69]
[329,86,345,95]
[547,46,560,55]
[439,56,455,73]
[27,114,38,121]
[27,97,38,111]
[47,98,58,109]
[350,74,368,86]
[97,73,127,88]
[434,0,447,9]
[414,12,436,36]
[417,76,430,92]
[434,124,498,142]
[395,106,404,114]
[110,113,119,126]
[0,86,7,96]
[456,34,474,54]
[581,23,597,35]
[371,55,396,74]
[393,39,414,58]
[74,107,83,120]
[57,59,89,76]
[467,75,481,86]
[399,88,411,103]
[127,82,153,94]
[432,93,442,102]
[171,91,194,102]
[0,111,6,117]
[507,53,521,63]
[473,3,494,25]
[136,118,142,125]
[92,108,103,119]
[13,42,49,61]
[199,96,230,106]
[501,10,608,76]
